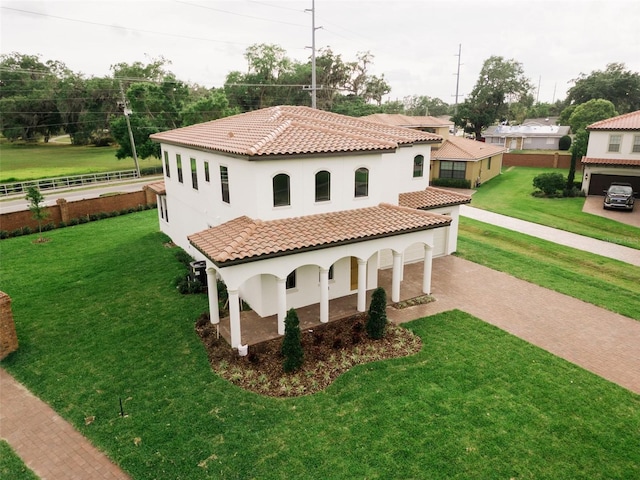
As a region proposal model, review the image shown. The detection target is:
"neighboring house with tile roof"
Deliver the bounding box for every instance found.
[482,123,571,150]
[148,106,470,349]
[362,114,453,138]
[430,136,507,187]
[581,110,640,195]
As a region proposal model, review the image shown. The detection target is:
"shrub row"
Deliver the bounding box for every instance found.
[430,178,472,189]
[0,203,157,239]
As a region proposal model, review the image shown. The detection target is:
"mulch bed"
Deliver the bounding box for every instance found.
[195,312,422,397]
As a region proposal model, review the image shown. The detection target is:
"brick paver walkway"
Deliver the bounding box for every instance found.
[0,368,131,480]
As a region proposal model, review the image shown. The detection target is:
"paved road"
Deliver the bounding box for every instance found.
[0,176,162,214]
[461,204,640,267]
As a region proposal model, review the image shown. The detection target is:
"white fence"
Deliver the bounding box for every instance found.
[0,170,139,197]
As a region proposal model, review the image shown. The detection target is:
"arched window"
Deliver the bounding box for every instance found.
[354,167,369,198]
[273,173,290,207]
[315,170,331,202]
[413,155,424,178]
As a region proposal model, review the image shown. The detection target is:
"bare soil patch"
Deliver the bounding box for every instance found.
[195,313,422,397]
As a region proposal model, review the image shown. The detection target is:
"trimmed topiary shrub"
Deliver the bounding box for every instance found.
[533,172,566,196]
[282,308,304,373]
[559,135,572,151]
[366,287,388,340]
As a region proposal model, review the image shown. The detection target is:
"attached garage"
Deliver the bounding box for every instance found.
[588,173,640,195]
[582,158,640,197]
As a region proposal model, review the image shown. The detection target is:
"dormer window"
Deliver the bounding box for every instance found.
[273,173,290,207]
[413,155,424,178]
[315,170,331,202]
[354,167,369,198]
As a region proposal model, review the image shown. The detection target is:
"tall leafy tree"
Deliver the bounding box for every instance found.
[181,89,238,126]
[568,98,618,159]
[403,95,451,117]
[0,53,62,141]
[566,63,640,114]
[452,56,534,139]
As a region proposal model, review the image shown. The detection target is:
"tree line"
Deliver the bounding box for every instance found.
[1,46,639,161]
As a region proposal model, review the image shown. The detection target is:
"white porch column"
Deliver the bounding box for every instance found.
[422,245,433,295]
[357,258,367,312]
[228,289,242,348]
[391,251,402,303]
[319,267,329,323]
[206,269,219,324]
[277,278,286,335]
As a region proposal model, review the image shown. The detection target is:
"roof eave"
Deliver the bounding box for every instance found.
[191,221,451,268]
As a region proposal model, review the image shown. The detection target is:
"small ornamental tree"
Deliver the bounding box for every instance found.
[25,186,50,241]
[281,308,303,373]
[366,287,388,340]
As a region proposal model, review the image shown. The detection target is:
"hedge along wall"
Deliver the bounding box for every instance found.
[503,152,574,169]
[0,188,157,233]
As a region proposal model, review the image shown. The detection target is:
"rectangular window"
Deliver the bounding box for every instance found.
[204,161,210,182]
[163,151,170,178]
[286,270,296,290]
[608,134,621,152]
[220,165,230,203]
[190,158,198,190]
[439,161,466,179]
[633,135,640,153]
[176,154,183,183]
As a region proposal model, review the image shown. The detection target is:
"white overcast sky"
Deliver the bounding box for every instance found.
[2,0,639,105]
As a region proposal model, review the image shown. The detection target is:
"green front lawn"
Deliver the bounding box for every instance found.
[1,212,638,479]
[471,167,640,249]
[458,217,640,320]
[0,441,38,480]
[0,142,161,182]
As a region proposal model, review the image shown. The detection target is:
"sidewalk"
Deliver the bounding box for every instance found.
[0,368,131,480]
[461,204,640,267]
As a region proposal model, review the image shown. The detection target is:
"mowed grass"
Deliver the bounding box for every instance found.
[0,441,38,480]
[1,211,639,479]
[457,217,640,320]
[471,166,640,249]
[0,141,162,182]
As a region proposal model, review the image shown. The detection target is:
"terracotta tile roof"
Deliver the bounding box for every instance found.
[145,181,166,195]
[189,204,451,266]
[581,157,640,166]
[150,106,441,158]
[431,136,506,161]
[587,110,640,131]
[363,113,452,128]
[399,187,471,210]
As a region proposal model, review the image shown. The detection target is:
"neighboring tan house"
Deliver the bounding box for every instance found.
[483,123,570,150]
[362,114,453,138]
[581,110,640,195]
[148,106,470,349]
[430,136,507,187]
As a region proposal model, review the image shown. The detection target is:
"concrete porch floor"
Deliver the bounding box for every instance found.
[216,261,427,347]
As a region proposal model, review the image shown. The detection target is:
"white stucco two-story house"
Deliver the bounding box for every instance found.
[581,110,640,195]
[148,106,470,349]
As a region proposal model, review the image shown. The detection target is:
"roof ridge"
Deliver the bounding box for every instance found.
[247,119,292,156]
[290,120,400,149]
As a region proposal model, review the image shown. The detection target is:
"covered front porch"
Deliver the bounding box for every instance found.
[215,262,427,347]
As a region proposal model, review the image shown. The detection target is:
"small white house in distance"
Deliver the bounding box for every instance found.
[148,106,470,349]
[581,110,640,195]
[483,123,570,150]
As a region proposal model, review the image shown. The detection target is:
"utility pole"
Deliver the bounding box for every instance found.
[119,81,141,178]
[305,0,321,108]
[453,44,462,114]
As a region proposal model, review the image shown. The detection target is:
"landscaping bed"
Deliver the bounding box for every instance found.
[195,312,422,397]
